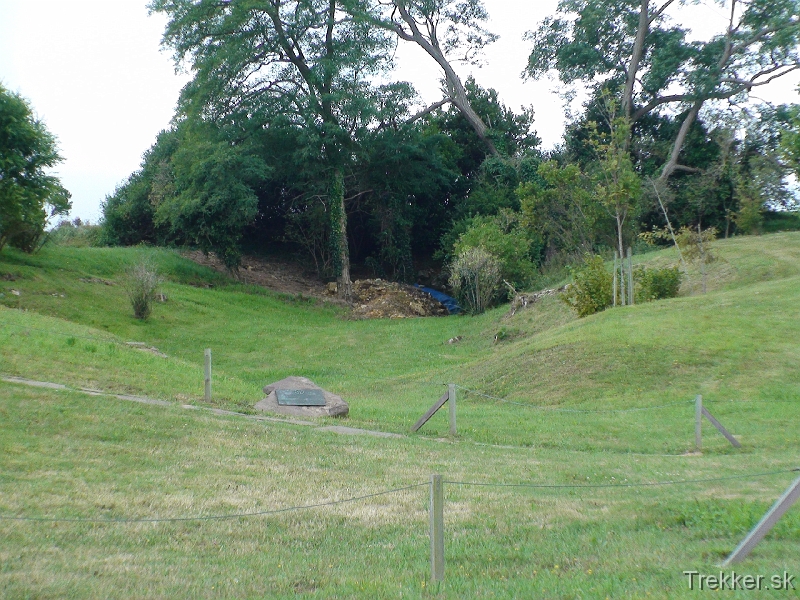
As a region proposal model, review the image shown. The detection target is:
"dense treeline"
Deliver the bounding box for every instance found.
[96,0,800,303]
[100,84,799,285]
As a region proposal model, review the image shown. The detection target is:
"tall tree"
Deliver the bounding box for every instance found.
[150,0,395,299]
[366,0,501,155]
[0,85,71,252]
[527,0,800,181]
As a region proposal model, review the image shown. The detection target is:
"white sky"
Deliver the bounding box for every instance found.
[0,0,797,222]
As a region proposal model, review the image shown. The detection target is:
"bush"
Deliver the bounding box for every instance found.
[634,265,682,302]
[560,254,612,317]
[451,211,538,293]
[449,247,502,315]
[124,258,161,320]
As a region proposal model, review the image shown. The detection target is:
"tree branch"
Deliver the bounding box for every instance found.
[405,98,451,122]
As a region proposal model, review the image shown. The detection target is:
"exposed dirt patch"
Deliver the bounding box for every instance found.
[182,250,334,298]
[182,251,449,319]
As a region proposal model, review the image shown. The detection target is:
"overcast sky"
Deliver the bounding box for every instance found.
[0,0,797,223]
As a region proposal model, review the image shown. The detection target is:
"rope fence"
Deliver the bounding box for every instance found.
[0,483,429,524]
[455,384,692,413]
[5,468,797,583]
[1,320,123,345]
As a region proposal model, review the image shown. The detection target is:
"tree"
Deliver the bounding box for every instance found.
[527,0,800,182]
[588,113,642,261]
[0,85,71,252]
[368,0,501,155]
[519,160,601,261]
[150,0,395,299]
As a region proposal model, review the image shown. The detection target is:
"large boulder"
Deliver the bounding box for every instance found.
[255,376,349,418]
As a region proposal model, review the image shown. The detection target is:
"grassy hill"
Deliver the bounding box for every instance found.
[2,234,799,598]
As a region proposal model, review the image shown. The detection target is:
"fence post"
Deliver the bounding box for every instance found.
[430,473,444,583]
[695,394,702,451]
[204,348,212,402]
[448,384,456,436]
[627,247,634,305]
[722,474,800,566]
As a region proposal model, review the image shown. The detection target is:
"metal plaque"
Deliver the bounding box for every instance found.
[276,389,326,406]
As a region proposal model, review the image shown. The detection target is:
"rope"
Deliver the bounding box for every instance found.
[0,483,428,524]
[456,385,691,413]
[1,320,120,345]
[444,469,796,490]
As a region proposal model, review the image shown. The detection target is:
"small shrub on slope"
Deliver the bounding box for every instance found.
[561,254,612,317]
[449,247,502,315]
[634,265,682,302]
[124,258,161,320]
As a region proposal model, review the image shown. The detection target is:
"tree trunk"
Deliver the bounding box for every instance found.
[659,101,701,182]
[616,213,627,305]
[622,0,649,120]
[329,168,351,301]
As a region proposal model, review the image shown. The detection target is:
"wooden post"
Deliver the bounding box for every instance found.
[722,474,800,566]
[627,247,634,305]
[411,391,450,433]
[695,394,702,451]
[701,406,742,448]
[204,348,212,402]
[448,384,456,436]
[430,473,444,582]
[613,251,618,307]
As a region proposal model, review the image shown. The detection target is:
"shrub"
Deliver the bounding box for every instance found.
[124,258,161,320]
[449,247,502,315]
[634,265,682,302]
[451,211,539,294]
[560,254,612,317]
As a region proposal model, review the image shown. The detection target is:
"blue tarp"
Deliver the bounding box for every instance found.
[414,285,461,314]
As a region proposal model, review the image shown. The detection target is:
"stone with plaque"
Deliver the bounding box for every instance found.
[255,376,348,418]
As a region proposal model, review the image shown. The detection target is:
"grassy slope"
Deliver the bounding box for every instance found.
[2,234,800,598]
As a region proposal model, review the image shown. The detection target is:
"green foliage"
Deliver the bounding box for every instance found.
[675,225,717,264]
[49,218,101,248]
[519,160,602,260]
[781,103,800,177]
[448,247,502,314]
[452,210,538,292]
[123,257,161,320]
[100,128,180,247]
[734,194,764,235]
[634,265,682,303]
[427,78,540,188]
[560,253,612,317]
[158,134,267,268]
[588,111,642,256]
[0,85,71,252]
[327,169,346,279]
[763,210,800,233]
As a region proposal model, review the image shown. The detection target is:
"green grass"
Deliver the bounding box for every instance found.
[2,234,800,598]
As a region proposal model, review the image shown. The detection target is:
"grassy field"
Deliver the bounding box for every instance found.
[1,234,800,598]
